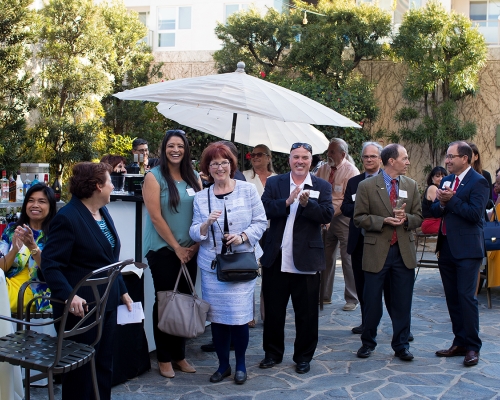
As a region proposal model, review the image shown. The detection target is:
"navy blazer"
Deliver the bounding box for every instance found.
[430,168,489,260]
[41,197,127,314]
[341,173,367,255]
[260,173,333,272]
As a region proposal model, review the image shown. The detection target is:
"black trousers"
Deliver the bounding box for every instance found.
[147,246,198,362]
[262,253,320,363]
[55,308,117,400]
[438,237,482,351]
[361,243,414,352]
[351,234,392,325]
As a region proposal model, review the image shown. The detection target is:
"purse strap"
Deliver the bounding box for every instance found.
[492,204,499,223]
[173,262,198,298]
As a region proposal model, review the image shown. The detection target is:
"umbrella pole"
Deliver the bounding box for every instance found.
[230,113,237,143]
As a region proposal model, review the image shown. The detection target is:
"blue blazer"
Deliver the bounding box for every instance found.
[260,173,333,272]
[430,168,489,260]
[41,197,127,314]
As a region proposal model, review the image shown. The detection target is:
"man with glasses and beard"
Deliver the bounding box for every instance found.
[259,143,333,374]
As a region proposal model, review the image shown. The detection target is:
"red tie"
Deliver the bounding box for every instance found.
[328,166,337,185]
[441,177,460,235]
[390,179,398,245]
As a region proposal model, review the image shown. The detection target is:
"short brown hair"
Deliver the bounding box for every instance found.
[70,162,112,199]
[100,155,127,170]
[200,143,237,183]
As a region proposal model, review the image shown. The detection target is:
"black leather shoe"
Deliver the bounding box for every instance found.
[295,361,310,374]
[357,345,374,358]
[209,367,231,383]
[234,370,247,384]
[408,332,414,342]
[395,348,414,361]
[351,325,363,334]
[259,357,281,369]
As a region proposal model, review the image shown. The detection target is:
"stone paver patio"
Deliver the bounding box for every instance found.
[30,260,500,400]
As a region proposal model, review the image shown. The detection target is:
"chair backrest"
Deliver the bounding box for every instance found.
[54,259,133,363]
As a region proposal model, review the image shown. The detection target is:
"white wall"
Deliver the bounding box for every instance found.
[124,0,276,52]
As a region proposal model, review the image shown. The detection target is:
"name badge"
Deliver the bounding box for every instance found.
[186,188,196,196]
[309,190,320,199]
[352,194,356,201]
[334,185,343,193]
[399,189,408,198]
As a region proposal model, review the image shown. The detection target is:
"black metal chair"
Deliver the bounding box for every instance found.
[0,258,134,400]
[13,279,53,331]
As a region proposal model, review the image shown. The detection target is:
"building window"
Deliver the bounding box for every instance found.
[225,4,249,23]
[158,6,192,48]
[470,0,499,27]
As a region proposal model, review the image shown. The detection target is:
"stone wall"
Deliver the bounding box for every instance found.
[153,48,500,186]
[358,47,500,186]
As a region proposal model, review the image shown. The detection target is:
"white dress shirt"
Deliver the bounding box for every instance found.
[281,173,316,275]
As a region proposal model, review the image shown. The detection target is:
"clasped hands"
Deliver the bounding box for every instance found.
[436,186,455,206]
[384,204,407,227]
[286,186,309,207]
[13,224,36,251]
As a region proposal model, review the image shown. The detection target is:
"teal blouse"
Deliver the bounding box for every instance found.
[143,167,199,255]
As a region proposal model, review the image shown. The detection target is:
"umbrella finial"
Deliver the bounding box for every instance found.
[235,62,246,73]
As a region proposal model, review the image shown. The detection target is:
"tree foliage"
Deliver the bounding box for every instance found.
[213,0,391,169]
[390,0,487,166]
[0,0,37,173]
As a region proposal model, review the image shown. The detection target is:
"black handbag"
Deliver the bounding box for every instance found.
[208,188,259,283]
[484,206,500,251]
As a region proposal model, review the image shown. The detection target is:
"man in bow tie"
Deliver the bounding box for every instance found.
[431,141,489,367]
[353,144,422,361]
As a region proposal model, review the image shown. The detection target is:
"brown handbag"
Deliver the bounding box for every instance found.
[157,263,210,338]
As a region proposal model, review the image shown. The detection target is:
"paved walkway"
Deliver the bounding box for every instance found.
[31,263,500,400]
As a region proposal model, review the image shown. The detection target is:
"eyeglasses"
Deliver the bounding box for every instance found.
[251,152,269,158]
[362,155,379,160]
[290,143,312,153]
[209,161,230,169]
[445,154,464,159]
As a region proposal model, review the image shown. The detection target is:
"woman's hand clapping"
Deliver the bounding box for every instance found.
[14,224,36,249]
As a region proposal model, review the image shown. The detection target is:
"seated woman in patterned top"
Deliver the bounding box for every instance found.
[0,183,56,313]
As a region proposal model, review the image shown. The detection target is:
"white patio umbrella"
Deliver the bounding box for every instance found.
[156,103,330,154]
[114,62,360,143]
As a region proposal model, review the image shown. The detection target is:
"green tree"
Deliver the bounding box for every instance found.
[99,0,166,157]
[391,0,487,166]
[35,0,113,177]
[290,0,392,80]
[0,0,37,173]
[213,7,299,75]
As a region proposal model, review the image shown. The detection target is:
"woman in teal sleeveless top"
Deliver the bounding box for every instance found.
[143,130,202,379]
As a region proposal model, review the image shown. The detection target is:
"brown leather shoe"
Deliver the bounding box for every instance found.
[435,345,467,357]
[463,351,479,366]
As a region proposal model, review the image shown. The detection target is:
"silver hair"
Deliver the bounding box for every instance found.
[329,138,349,155]
[361,141,383,158]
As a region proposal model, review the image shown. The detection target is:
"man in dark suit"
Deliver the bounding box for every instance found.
[341,141,383,333]
[259,142,333,374]
[353,144,422,360]
[430,141,489,367]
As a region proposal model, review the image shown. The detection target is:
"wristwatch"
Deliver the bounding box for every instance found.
[30,247,39,256]
[240,234,245,243]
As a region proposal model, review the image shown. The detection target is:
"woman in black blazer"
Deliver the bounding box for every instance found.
[42,162,132,400]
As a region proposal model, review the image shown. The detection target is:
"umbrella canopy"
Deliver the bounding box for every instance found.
[114,62,360,129]
[156,103,330,154]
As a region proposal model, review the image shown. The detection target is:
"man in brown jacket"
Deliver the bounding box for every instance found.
[353,144,423,360]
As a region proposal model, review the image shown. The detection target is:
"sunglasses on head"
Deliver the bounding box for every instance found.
[290,142,312,153]
[250,152,269,158]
